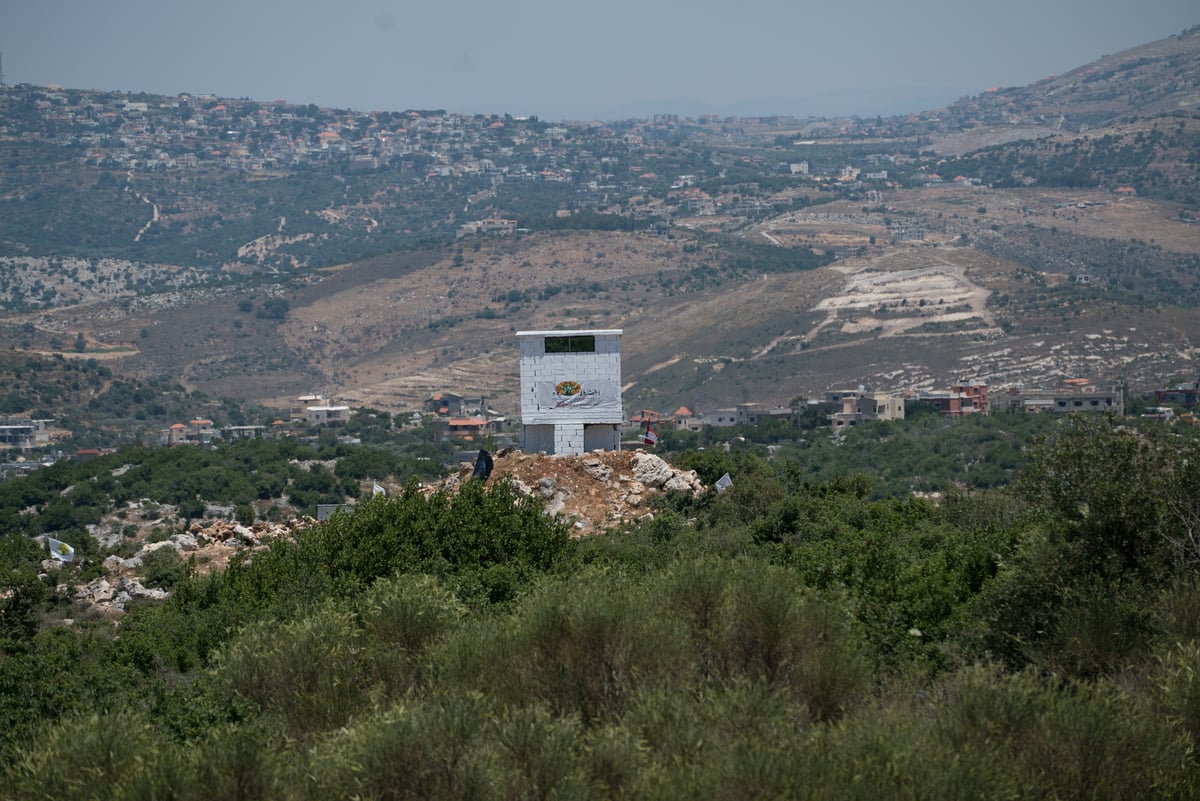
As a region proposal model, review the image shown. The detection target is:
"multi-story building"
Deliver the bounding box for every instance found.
[920,384,989,416]
[1049,389,1124,415]
[432,417,498,444]
[0,417,52,449]
[1000,382,1124,416]
[830,392,906,429]
[307,405,352,426]
[1155,381,1200,409]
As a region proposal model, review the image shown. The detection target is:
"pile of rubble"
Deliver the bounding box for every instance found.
[46,449,700,617]
[43,518,311,617]
[440,448,705,533]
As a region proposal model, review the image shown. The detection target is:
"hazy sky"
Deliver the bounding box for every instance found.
[3,1,1196,121]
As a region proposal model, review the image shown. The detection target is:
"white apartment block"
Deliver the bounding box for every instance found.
[307,405,352,426]
[517,329,623,455]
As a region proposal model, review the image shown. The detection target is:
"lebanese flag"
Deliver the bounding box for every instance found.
[643,424,658,446]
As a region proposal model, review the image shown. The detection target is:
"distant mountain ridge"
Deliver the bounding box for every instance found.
[939,25,1200,130]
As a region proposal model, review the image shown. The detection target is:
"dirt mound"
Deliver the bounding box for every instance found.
[50,450,700,619]
[439,448,705,534]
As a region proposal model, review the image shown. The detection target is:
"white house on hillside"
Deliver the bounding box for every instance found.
[517,329,623,455]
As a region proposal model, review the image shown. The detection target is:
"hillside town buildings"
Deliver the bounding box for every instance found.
[3,84,1197,460]
[0,83,927,253]
[999,382,1125,416]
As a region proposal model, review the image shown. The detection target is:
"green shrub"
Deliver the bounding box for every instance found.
[134,722,286,801]
[1015,416,1167,573]
[492,704,596,801]
[307,479,571,594]
[930,664,1193,799]
[303,695,493,801]
[625,680,812,801]
[1036,576,1156,677]
[234,504,255,526]
[3,709,162,801]
[435,569,692,724]
[1156,574,1200,645]
[713,561,871,720]
[1159,641,1200,748]
[210,603,368,738]
[357,573,466,693]
[140,545,191,590]
[504,570,692,723]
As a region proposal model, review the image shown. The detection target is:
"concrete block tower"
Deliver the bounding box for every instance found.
[517,329,623,455]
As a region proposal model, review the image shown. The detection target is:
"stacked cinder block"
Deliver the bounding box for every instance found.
[517,329,623,455]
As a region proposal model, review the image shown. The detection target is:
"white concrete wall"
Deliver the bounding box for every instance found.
[517,330,623,455]
[553,423,585,454]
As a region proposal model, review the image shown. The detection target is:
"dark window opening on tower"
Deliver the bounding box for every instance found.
[544,335,596,354]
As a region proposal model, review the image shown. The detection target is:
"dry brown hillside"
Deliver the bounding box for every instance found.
[15,187,1200,418]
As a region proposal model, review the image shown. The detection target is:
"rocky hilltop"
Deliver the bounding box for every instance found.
[439,448,704,533]
[44,449,703,617]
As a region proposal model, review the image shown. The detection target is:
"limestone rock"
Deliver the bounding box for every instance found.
[430,448,707,535]
[76,577,115,605]
[104,554,143,573]
[583,461,612,481]
[632,453,674,489]
[119,577,168,602]
[139,540,175,556]
[664,469,704,495]
[171,533,199,552]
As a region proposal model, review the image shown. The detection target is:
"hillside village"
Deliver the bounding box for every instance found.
[3,84,885,221]
[6,40,1196,289]
[0,28,1198,460]
[381,374,1186,455]
[137,375,1194,458]
[0,335,1190,471]
[3,83,929,182]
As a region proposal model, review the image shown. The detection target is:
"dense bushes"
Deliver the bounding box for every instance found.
[3,416,1200,796]
[0,434,451,551]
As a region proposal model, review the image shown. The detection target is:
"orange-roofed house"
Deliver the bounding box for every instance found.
[432,417,497,444]
[165,423,188,446]
[673,406,704,432]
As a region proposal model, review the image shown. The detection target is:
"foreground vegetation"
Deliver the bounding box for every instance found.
[3,415,1200,798]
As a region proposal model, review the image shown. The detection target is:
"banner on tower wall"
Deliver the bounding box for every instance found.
[534,380,622,413]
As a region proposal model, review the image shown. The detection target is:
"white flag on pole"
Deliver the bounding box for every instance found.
[47,536,75,562]
[715,473,733,493]
[373,483,386,497]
